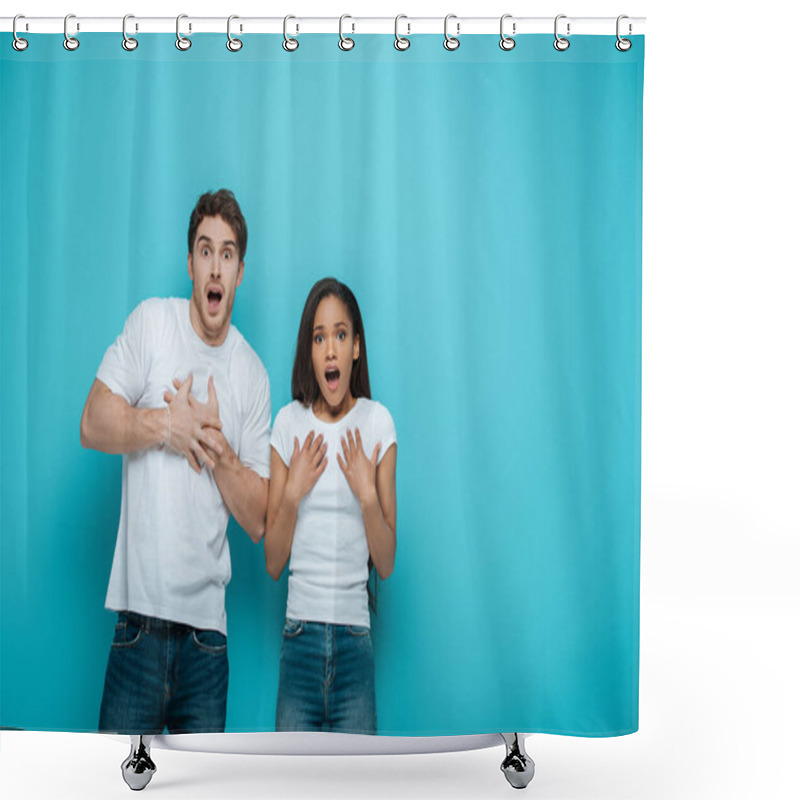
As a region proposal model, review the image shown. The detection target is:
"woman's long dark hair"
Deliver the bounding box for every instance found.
[291,277,379,614]
[291,277,371,405]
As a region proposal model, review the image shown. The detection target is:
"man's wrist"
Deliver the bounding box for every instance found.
[143,406,171,451]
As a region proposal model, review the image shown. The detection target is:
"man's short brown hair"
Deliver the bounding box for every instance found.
[188,189,248,259]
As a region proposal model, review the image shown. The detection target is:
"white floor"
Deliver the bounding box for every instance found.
[2,597,798,799]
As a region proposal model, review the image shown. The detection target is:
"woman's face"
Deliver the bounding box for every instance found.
[311,294,360,414]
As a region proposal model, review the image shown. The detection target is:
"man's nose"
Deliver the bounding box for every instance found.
[211,255,222,277]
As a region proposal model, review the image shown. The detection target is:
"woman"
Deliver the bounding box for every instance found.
[265,277,397,734]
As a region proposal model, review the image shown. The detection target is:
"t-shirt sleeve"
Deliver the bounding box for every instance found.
[270,405,294,468]
[238,361,272,479]
[95,300,151,405]
[373,403,397,464]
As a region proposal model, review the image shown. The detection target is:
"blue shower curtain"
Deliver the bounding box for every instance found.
[0,31,643,736]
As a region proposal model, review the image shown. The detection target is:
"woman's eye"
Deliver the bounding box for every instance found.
[337,330,347,341]
[314,334,324,344]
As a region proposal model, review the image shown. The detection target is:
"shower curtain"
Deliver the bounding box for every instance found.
[0,29,643,736]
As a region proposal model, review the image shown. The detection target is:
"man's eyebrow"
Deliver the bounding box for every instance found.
[196,236,238,249]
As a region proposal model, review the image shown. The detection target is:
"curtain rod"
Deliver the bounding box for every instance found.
[2,16,646,36]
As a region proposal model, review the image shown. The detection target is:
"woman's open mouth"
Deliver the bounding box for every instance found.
[325,366,340,392]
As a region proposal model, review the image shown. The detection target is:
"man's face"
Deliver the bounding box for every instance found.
[187,215,243,347]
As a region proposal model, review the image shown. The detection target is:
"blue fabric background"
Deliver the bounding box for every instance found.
[0,33,643,735]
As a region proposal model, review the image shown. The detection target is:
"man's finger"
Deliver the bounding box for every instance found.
[202,430,224,456]
[200,414,223,430]
[163,390,175,403]
[186,448,203,474]
[193,442,215,471]
[208,376,219,412]
[336,453,346,473]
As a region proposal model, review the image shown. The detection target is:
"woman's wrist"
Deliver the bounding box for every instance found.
[359,486,379,511]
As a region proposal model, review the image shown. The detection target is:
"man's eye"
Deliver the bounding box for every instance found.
[223,251,231,259]
[202,248,210,257]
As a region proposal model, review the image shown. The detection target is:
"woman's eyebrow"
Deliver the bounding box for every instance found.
[313,321,349,332]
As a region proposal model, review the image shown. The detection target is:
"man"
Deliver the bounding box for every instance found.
[81,189,270,735]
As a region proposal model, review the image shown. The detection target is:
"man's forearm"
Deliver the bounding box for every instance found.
[80,379,167,454]
[212,455,269,544]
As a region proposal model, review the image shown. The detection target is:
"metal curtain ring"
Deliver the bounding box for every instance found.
[616,15,632,51]
[394,14,410,51]
[499,14,515,51]
[443,14,460,51]
[553,14,570,51]
[64,13,79,51]
[12,14,29,51]
[176,14,191,51]
[122,14,138,51]
[227,15,242,51]
[283,15,299,51]
[339,14,355,51]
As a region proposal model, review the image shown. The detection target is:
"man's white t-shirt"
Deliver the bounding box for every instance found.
[271,398,396,628]
[96,297,271,635]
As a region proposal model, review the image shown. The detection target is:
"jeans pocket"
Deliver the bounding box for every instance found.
[111,614,144,649]
[283,618,305,638]
[191,628,227,655]
[346,624,370,637]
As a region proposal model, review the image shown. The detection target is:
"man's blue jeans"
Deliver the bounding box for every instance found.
[98,611,228,734]
[275,619,377,734]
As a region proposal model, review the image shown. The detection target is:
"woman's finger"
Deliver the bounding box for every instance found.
[313,442,327,468]
[355,428,364,454]
[371,443,381,465]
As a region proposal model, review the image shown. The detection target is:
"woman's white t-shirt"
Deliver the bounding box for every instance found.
[271,398,396,628]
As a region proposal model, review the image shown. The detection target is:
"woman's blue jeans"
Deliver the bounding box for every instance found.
[98,611,228,734]
[275,619,377,734]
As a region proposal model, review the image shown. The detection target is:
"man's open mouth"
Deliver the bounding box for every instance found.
[207,288,223,312]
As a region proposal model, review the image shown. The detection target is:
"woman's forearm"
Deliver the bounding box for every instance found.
[361,490,396,580]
